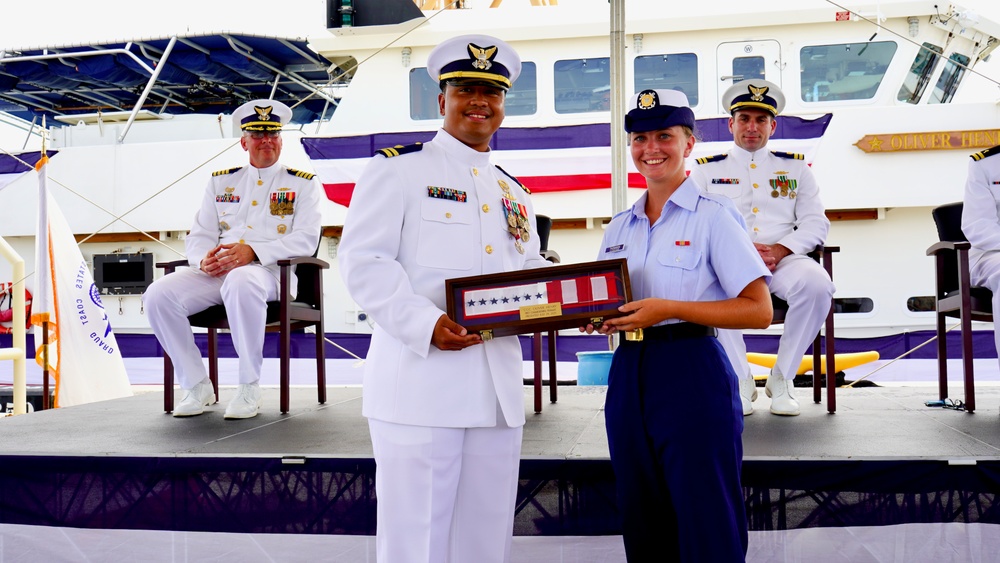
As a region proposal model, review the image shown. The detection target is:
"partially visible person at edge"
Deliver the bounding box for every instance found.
[585,89,772,562]
[962,144,1000,372]
[338,34,549,563]
[689,79,834,417]
[144,99,322,420]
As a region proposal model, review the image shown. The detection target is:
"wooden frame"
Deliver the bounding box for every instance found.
[446,258,631,339]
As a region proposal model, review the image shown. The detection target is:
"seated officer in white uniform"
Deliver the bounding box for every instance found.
[144,99,322,419]
[339,35,548,563]
[962,145,1000,370]
[689,80,834,416]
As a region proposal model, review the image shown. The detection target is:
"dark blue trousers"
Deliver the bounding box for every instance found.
[605,335,747,562]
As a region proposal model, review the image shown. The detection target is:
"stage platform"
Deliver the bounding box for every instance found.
[2,381,1000,542]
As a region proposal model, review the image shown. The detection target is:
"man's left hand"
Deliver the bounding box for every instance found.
[215,242,256,273]
[755,243,791,272]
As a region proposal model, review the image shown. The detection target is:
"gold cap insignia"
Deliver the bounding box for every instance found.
[468,43,498,71]
[749,84,769,102]
[254,105,273,122]
[638,91,657,110]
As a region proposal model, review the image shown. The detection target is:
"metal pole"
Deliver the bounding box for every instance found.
[0,237,26,415]
[609,0,627,215]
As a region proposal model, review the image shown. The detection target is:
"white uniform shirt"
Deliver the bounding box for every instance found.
[186,162,323,277]
[961,148,1000,270]
[689,145,829,254]
[339,129,550,428]
[597,178,770,318]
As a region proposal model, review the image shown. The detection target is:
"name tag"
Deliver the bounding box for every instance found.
[605,244,625,254]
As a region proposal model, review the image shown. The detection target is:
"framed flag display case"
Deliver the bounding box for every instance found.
[445,258,631,340]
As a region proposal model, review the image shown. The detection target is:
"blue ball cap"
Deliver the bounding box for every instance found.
[722,79,785,116]
[624,89,695,133]
[427,34,521,91]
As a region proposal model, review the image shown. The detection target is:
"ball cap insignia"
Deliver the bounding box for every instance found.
[624,89,695,133]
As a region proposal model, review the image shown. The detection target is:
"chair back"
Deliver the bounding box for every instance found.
[294,239,324,308]
[931,202,966,295]
[536,215,552,252]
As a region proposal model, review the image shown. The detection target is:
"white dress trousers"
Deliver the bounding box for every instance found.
[718,253,834,380]
[144,265,278,388]
[368,406,522,563]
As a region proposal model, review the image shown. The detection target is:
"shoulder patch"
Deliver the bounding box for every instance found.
[971,145,1000,161]
[376,143,423,158]
[495,165,530,194]
[212,166,243,177]
[286,167,316,180]
[771,150,804,160]
[695,153,728,165]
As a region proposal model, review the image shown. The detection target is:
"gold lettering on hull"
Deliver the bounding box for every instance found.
[855,129,1000,153]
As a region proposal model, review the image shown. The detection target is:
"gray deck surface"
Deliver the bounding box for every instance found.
[2,384,999,461]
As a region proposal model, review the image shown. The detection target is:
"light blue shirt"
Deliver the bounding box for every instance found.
[598,178,770,323]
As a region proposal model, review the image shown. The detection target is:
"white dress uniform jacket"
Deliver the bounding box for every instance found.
[339,129,549,428]
[962,147,1000,272]
[689,145,829,253]
[186,163,322,281]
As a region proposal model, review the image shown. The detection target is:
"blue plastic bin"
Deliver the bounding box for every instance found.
[576,351,614,385]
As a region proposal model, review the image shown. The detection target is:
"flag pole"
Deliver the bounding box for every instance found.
[37,118,51,409]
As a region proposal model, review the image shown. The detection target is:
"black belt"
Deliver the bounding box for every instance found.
[624,322,717,342]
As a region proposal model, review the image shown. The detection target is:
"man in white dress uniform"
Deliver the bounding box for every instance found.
[689,80,834,416]
[338,35,548,562]
[962,145,1000,371]
[144,99,322,419]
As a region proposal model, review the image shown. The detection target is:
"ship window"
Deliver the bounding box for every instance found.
[506,62,537,116]
[554,58,611,114]
[897,42,944,104]
[800,41,897,102]
[732,57,765,82]
[906,296,935,312]
[633,53,699,106]
[408,62,537,120]
[929,52,970,104]
[833,297,874,314]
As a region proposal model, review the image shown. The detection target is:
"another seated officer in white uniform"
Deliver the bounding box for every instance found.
[144,99,322,420]
[338,35,549,563]
[689,79,835,416]
[591,89,772,561]
[962,145,1000,370]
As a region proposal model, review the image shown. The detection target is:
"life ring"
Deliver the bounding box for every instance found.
[0,282,32,335]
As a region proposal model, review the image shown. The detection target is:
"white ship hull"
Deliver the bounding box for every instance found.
[1,0,999,343]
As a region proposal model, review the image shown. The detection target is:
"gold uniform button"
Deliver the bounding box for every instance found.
[753,183,759,188]
[446,212,452,218]
[752,207,759,213]
[753,227,759,232]
[252,200,258,206]
[482,204,490,213]
[485,245,494,254]
[750,163,757,169]
[239,239,246,243]
[472,168,479,176]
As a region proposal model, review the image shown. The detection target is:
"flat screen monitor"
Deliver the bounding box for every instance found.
[93,253,154,295]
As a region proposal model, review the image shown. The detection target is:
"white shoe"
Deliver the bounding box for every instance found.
[224,383,262,419]
[765,374,800,416]
[739,376,758,416]
[173,379,215,417]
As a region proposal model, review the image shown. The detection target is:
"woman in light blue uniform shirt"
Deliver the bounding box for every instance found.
[591,89,773,561]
